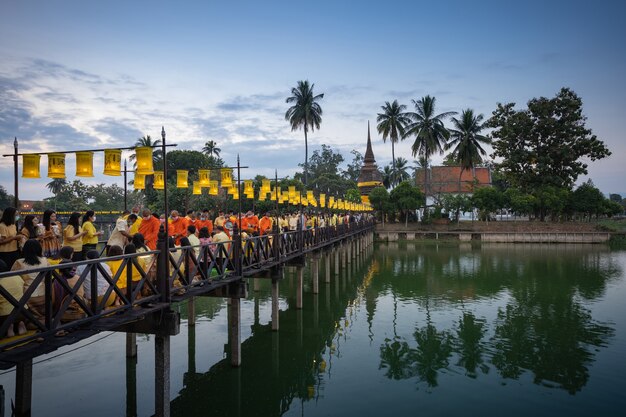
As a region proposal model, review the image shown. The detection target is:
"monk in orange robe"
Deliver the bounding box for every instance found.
[138,209,161,250]
[259,212,273,236]
[241,211,259,236]
[169,210,187,245]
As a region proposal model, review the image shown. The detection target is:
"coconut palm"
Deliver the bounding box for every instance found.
[202,140,221,158]
[46,178,67,196]
[393,157,411,184]
[377,100,410,186]
[445,109,491,191]
[382,165,394,189]
[285,80,324,186]
[405,96,456,195]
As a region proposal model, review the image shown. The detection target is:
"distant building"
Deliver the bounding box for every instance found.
[19,200,40,212]
[415,166,491,195]
[357,122,383,204]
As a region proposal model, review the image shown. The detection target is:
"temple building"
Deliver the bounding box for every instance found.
[357,122,383,204]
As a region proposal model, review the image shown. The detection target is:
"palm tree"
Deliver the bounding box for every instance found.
[377,100,410,186]
[382,165,394,189]
[405,96,456,196]
[285,80,324,186]
[393,157,411,184]
[46,178,66,196]
[445,109,491,191]
[202,140,221,158]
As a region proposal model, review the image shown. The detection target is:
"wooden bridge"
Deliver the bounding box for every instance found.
[0,220,374,416]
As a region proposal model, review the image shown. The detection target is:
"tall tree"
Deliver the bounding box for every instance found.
[46,178,67,196]
[285,80,324,187]
[392,157,411,185]
[202,140,221,158]
[446,109,491,191]
[488,88,611,192]
[405,95,456,196]
[377,100,410,185]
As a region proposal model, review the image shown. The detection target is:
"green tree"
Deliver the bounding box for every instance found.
[609,193,622,203]
[202,140,221,158]
[300,144,344,181]
[369,186,391,225]
[0,185,13,208]
[46,178,67,196]
[471,187,503,221]
[405,95,456,196]
[285,80,324,186]
[345,188,362,204]
[377,100,410,185]
[343,150,364,182]
[441,194,472,222]
[382,165,394,189]
[571,180,605,221]
[389,181,424,227]
[488,88,611,192]
[504,188,536,219]
[532,185,570,221]
[446,109,491,191]
[393,157,411,185]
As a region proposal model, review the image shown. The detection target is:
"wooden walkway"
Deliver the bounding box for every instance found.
[0,221,373,365]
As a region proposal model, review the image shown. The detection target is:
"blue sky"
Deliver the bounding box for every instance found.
[1,0,625,200]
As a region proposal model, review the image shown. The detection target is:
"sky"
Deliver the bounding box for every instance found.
[1,0,625,201]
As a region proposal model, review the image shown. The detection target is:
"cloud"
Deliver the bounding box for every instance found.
[92,118,144,144]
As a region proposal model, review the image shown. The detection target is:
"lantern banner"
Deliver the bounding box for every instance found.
[320,193,326,208]
[153,171,164,189]
[75,151,94,177]
[47,153,66,179]
[261,179,271,193]
[209,180,219,195]
[193,181,201,195]
[220,168,233,188]
[244,180,254,195]
[134,173,145,190]
[103,149,122,176]
[22,154,41,178]
[198,169,210,187]
[135,146,154,175]
[288,186,296,198]
[177,170,189,188]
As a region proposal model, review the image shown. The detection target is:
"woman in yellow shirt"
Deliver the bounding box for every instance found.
[63,212,86,262]
[81,211,103,259]
[0,207,24,270]
[106,244,146,295]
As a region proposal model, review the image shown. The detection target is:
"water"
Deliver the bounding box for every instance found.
[1,241,625,416]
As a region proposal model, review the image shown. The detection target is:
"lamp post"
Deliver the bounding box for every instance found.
[13,137,18,208]
[123,159,128,211]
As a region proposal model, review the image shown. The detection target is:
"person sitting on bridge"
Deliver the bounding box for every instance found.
[0,259,27,338]
[186,225,201,258]
[77,250,115,308]
[11,239,50,320]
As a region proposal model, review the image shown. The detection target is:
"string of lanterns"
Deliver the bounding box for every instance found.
[20,146,372,212]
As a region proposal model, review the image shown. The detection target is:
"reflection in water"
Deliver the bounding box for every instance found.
[376,242,618,393]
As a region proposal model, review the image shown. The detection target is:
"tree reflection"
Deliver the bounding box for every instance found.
[455,312,489,378]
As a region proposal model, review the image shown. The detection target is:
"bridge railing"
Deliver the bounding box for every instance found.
[0,219,374,351]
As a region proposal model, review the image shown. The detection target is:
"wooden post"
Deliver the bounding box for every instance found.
[253,277,260,292]
[334,249,339,275]
[229,297,241,367]
[126,332,137,358]
[15,360,32,417]
[342,244,347,269]
[155,335,170,417]
[312,253,319,294]
[296,266,303,309]
[188,297,195,327]
[271,278,279,331]
[126,355,137,417]
[325,252,331,284]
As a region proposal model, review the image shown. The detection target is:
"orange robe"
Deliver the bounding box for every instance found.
[169,218,187,245]
[259,216,273,235]
[242,216,259,235]
[197,219,213,235]
[138,216,161,250]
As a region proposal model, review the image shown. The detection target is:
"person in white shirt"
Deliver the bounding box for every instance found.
[107,211,134,250]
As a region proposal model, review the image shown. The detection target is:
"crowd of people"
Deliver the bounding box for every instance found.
[0,205,369,338]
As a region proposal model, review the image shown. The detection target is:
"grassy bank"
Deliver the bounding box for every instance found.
[375,219,625,233]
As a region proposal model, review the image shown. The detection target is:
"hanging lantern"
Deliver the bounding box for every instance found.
[193,181,202,195]
[288,186,296,199]
[270,187,277,201]
[261,179,271,194]
[307,190,314,201]
[134,146,154,175]
[232,189,239,200]
[302,196,308,207]
[244,180,254,195]
[134,173,145,190]
[329,196,335,208]
[177,170,189,188]
[198,169,210,187]
[22,154,41,178]
[258,192,266,201]
[320,193,326,208]
[153,171,164,189]
[282,191,289,202]
[220,168,233,188]
[103,149,122,176]
[227,185,236,195]
[209,180,219,195]
[47,153,66,179]
[75,151,94,177]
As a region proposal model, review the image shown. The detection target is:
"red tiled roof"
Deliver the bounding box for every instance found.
[415,166,491,193]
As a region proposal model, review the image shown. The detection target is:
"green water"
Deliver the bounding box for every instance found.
[1,241,625,416]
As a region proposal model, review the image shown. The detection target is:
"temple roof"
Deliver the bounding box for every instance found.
[357,121,383,187]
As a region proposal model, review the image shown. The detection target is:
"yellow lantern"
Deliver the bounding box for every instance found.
[103,149,122,176]
[153,171,164,189]
[192,181,201,195]
[244,180,254,195]
[320,193,326,208]
[282,191,289,201]
[261,179,271,194]
[227,186,236,195]
[134,173,145,190]
[302,196,308,207]
[135,146,154,175]
[232,189,239,200]
[258,192,266,201]
[75,151,94,177]
[288,186,296,199]
[221,168,233,188]
[47,153,66,179]
[270,187,277,201]
[176,170,189,188]
[198,169,210,187]
[329,196,335,208]
[209,180,218,195]
[22,154,41,178]
[307,190,314,201]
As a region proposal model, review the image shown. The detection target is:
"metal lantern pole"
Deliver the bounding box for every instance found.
[123,159,128,211]
[13,137,18,208]
[162,127,169,245]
